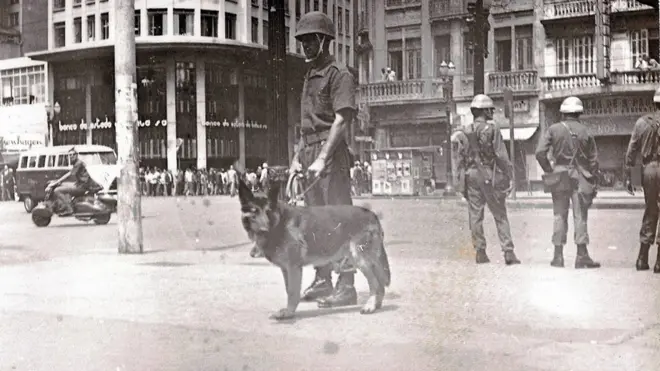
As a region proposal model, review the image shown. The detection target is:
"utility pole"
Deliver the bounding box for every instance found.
[268,0,289,167]
[467,0,490,95]
[114,0,143,254]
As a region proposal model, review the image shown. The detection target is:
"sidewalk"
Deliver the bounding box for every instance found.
[0,247,659,371]
[355,190,645,209]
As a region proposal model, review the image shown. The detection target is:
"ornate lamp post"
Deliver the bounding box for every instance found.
[45,102,61,146]
[438,61,456,196]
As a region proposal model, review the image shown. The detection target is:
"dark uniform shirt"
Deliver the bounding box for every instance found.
[458,118,513,177]
[300,55,356,133]
[625,112,660,169]
[71,159,91,187]
[535,118,599,177]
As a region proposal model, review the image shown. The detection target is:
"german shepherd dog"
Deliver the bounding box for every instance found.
[237,179,391,320]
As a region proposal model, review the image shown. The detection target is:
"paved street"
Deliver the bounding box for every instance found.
[0,196,659,371]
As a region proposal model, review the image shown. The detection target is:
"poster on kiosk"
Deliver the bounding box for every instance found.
[370,152,387,195]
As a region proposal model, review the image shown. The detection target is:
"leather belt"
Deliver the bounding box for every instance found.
[302,130,330,145]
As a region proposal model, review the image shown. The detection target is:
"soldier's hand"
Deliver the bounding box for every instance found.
[307,157,326,179]
[289,159,302,175]
[625,179,635,196]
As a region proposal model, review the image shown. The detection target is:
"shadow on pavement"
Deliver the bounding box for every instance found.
[271,304,399,324]
[199,241,253,252]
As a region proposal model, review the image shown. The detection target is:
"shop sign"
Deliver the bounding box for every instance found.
[58,118,167,131]
[203,119,268,129]
[355,136,373,142]
[1,133,46,152]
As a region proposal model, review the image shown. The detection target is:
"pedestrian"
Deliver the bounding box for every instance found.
[291,11,358,308]
[624,87,660,273]
[454,94,521,265]
[535,96,601,269]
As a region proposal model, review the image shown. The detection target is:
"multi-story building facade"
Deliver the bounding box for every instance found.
[27,0,356,172]
[540,0,655,187]
[0,0,48,59]
[356,0,544,187]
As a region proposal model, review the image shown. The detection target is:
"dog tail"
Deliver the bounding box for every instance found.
[372,220,391,288]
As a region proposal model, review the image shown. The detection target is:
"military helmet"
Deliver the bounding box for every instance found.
[295,11,335,40]
[653,87,660,103]
[470,94,494,109]
[560,96,584,114]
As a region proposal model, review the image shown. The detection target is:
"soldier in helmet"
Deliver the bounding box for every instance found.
[624,87,660,273]
[455,94,521,265]
[535,96,601,269]
[289,11,359,308]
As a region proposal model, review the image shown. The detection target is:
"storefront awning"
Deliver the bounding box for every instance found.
[500,126,539,141]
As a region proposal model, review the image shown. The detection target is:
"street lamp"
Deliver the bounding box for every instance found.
[45,102,61,146]
[438,61,456,196]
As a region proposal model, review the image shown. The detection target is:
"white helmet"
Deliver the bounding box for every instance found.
[560,96,584,114]
[653,87,660,103]
[470,94,494,109]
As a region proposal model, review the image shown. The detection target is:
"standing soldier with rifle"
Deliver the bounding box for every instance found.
[535,96,601,269]
[455,94,521,265]
[624,87,660,273]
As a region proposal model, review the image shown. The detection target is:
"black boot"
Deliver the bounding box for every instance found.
[317,273,358,308]
[654,245,660,274]
[636,243,650,271]
[551,245,564,268]
[575,244,601,269]
[476,249,490,264]
[504,250,521,265]
[301,271,333,302]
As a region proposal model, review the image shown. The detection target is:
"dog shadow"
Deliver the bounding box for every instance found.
[272,303,399,324]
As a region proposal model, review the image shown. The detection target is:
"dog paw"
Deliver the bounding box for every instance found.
[360,297,380,315]
[269,308,295,320]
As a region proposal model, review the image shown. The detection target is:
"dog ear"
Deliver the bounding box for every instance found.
[268,182,281,209]
[237,178,254,205]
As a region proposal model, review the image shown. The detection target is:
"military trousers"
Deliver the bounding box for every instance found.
[550,187,593,246]
[299,137,355,275]
[465,168,515,251]
[640,161,660,245]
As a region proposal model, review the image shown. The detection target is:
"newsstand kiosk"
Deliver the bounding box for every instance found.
[369,148,434,196]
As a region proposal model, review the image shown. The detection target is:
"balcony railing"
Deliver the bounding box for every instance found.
[541,74,602,91]
[359,79,451,105]
[386,0,421,7]
[543,0,595,20]
[611,70,660,85]
[611,0,654,11]
[487,70,538,94]
[430,0,466,19]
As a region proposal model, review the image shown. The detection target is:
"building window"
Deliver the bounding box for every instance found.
[0,65,46,105]
[434,35,450,77]
[464,33,474,75]
[515,25,533,70]
[225,13,237,40]
[337,42,343,62]
[263,20,268,46]
[201,10,218,37]
[338,8,343,35]
[285,26,290,50]
[555,35,594,75]
[53,0,65,11]
[345,10,350,35]
[73,17,82,43]
[174,9,194,36]
[73,0,81,7]
[10,0,20,4]
[101,13,109,39]
[87,15,95,41]
[346,45,351,64]
[406,38,422,80]
[323,0,328,12]
[387,40,402,80]
[54,21,66,47]
[134,10,141,36]
[148,9,167,36]
[314,0,319,10]
[8,12,19,28]
[251,17,259,43]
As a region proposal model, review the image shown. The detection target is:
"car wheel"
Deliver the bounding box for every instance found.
[23,196,35,213]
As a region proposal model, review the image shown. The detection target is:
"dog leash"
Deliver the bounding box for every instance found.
[286,170,323,205]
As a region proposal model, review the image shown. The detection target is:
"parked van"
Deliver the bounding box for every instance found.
[16,145,118,213]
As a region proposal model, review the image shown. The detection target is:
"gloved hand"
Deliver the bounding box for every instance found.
[625,177,635,196]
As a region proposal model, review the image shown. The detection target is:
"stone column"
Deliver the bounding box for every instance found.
[196,57,207,169]
[421,0,433,94]
[85,80,92,144]
[194,2,202,36]
[237,0,250,43]
[289,0,296,51]
[218,0,226,39]
[449,20,462,99]
[140,1,148,37]
[237,67,246,168]
[166,57,178,172]
[167,4,174,36]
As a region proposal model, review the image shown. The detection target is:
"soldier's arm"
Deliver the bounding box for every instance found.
[535,127,554,173]
[492,124,514,178]
[624,118,644,171]
[587,135,599,174]
[318,69,356,162]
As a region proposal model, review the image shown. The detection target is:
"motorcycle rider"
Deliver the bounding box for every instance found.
[46,148,99,216]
